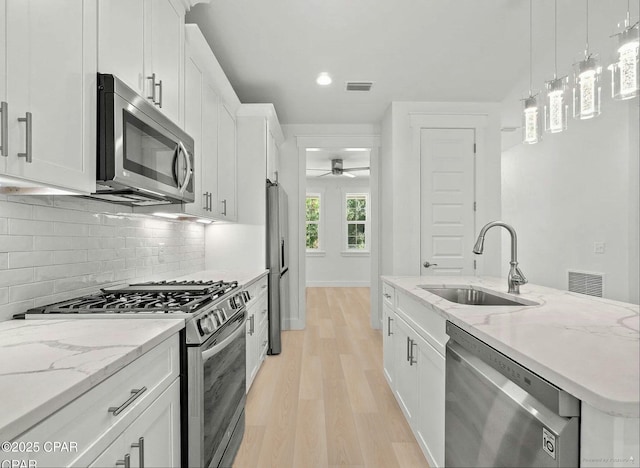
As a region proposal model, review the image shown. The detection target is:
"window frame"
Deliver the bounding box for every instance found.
[305,192,324,254]
[343,192,370,253]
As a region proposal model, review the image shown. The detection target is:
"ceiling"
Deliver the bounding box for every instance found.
[187,0,635,125]
[306,149,370,178]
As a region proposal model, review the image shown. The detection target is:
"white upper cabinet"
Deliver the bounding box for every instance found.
[217,103,237,221]
[98,0,185,126]
[0,0,97,194]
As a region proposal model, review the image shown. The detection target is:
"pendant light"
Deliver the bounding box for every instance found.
[608,1,639,100]
[572,0,602,119]
[544,0,568,134]
[523,0,542,145]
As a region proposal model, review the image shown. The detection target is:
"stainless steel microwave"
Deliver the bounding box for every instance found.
[93,74,195,206]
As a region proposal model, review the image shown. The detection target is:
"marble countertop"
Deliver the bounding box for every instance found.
[175,269,269,287]
[382,275,640,418]
[0,319,184,443]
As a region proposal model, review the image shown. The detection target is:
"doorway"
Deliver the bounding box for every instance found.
[298,135,381,328]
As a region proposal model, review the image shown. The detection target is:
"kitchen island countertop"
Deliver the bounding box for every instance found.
[382,275,639,418]
[0,318,184,443]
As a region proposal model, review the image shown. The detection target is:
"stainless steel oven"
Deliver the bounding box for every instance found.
[94,73,195,206]
[188,309,247,468]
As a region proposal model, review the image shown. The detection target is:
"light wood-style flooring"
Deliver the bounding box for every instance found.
[233,287,429,468]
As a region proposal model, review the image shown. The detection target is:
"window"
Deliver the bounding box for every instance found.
[345,193,368,250]
[306,194,321,250]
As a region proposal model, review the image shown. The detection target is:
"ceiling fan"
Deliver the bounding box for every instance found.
[307,159,370,178]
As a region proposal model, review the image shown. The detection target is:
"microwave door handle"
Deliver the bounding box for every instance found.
[177,141,192,193]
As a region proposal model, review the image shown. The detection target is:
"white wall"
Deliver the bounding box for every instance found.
[499,1,640,304]
[0,195,205,322]
[306,177,371,287]
[379,101,503,278]
[501,91,639,303]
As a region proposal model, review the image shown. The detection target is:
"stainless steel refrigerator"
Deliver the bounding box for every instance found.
[266,181,288,355]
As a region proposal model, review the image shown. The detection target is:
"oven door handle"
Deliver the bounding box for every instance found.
[201,317,247,362]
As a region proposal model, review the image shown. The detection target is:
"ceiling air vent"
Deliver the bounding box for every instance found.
[568,270,604,297]
[345,81,373,92]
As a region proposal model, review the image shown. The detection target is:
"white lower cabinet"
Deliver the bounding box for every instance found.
[11,335,181,468]
[382,302,395,387]
[89,379,181,468]
[383,283,445,468]
[245,274,269,392]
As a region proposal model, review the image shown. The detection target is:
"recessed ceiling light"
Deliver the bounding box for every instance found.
[316,73,332,86]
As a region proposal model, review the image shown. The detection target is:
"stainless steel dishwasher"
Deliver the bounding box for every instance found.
[445,321,580,467]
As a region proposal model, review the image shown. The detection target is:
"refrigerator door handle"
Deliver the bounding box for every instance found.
[281,239,285,270]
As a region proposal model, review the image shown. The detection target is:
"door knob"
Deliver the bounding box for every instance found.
[423,261,438,268]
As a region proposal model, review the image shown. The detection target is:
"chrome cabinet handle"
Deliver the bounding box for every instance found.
[155,80,163,108]
[108,387,147,416]
[409,339,417,366]
[387,316,393,336]
[177,141,192,194]
[116,454,130,468]
[221,199,227,216]
[208,193,213,212]
[131,437,144,468]
[0,101,8,157]
[261,284,267,289]
[423,261,438,268]
[406,336,411,362]
[147,73,156,102]
[383,293,391,299]
[262,308,267,316]
[17,112,32,163]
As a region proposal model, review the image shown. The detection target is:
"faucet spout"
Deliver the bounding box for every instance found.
[473,221,527,294]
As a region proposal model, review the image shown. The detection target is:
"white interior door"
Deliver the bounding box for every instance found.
[420,128,475,276]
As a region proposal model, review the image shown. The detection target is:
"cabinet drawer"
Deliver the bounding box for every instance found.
[396,292,447,356]
[14,335,180,467]
[254,293,269,329]
[382,282,395,307]
[245,274,268,303]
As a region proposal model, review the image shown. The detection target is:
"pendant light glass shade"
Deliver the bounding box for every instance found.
[608,20,639,100]
[544,76,569,133]
[523,95,542,144]
[573,55,602,119]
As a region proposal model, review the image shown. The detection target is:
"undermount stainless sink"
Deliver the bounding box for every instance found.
[419,286,536,306]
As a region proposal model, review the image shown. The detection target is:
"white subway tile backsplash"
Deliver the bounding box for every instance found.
[53,250,89,264]
[0,235,33,252]
[0,196,205,321]
[0,268,34,287]
[8,251,54,269]
[10,281,55,302]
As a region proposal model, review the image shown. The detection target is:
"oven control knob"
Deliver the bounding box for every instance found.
[200,314,215,334]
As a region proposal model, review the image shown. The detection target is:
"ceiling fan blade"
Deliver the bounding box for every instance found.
[317,172,332,177]
[342,166,370,172]
[307,168,329,171]
[343,172,356,178]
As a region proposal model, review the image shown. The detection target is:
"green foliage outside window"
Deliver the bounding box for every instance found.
[346,195,367,249]
[306,195,320,249]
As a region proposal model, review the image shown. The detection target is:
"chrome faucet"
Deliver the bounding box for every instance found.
[473,221,528,294]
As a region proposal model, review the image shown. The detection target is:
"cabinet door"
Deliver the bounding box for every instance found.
[5,0,96,194]
[183,55,204,216]
[88,433,127,468]
[266,123,279,183]
[415,334,445,467]
[217,103,237,221]
[246,312,256,392]
[393,316,418,425]
[123,379,181,468]
[97,0,145,95]
[146,0,184,125]
[201,82,220,214]
[382,303,395,388]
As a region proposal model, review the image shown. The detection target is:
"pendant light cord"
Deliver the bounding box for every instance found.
[585,0,589,56]
[529,0,533,94]
[554,0,558,78]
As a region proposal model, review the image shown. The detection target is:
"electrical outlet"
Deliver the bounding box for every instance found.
[158,243,166,263]
[594,242,606,254]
